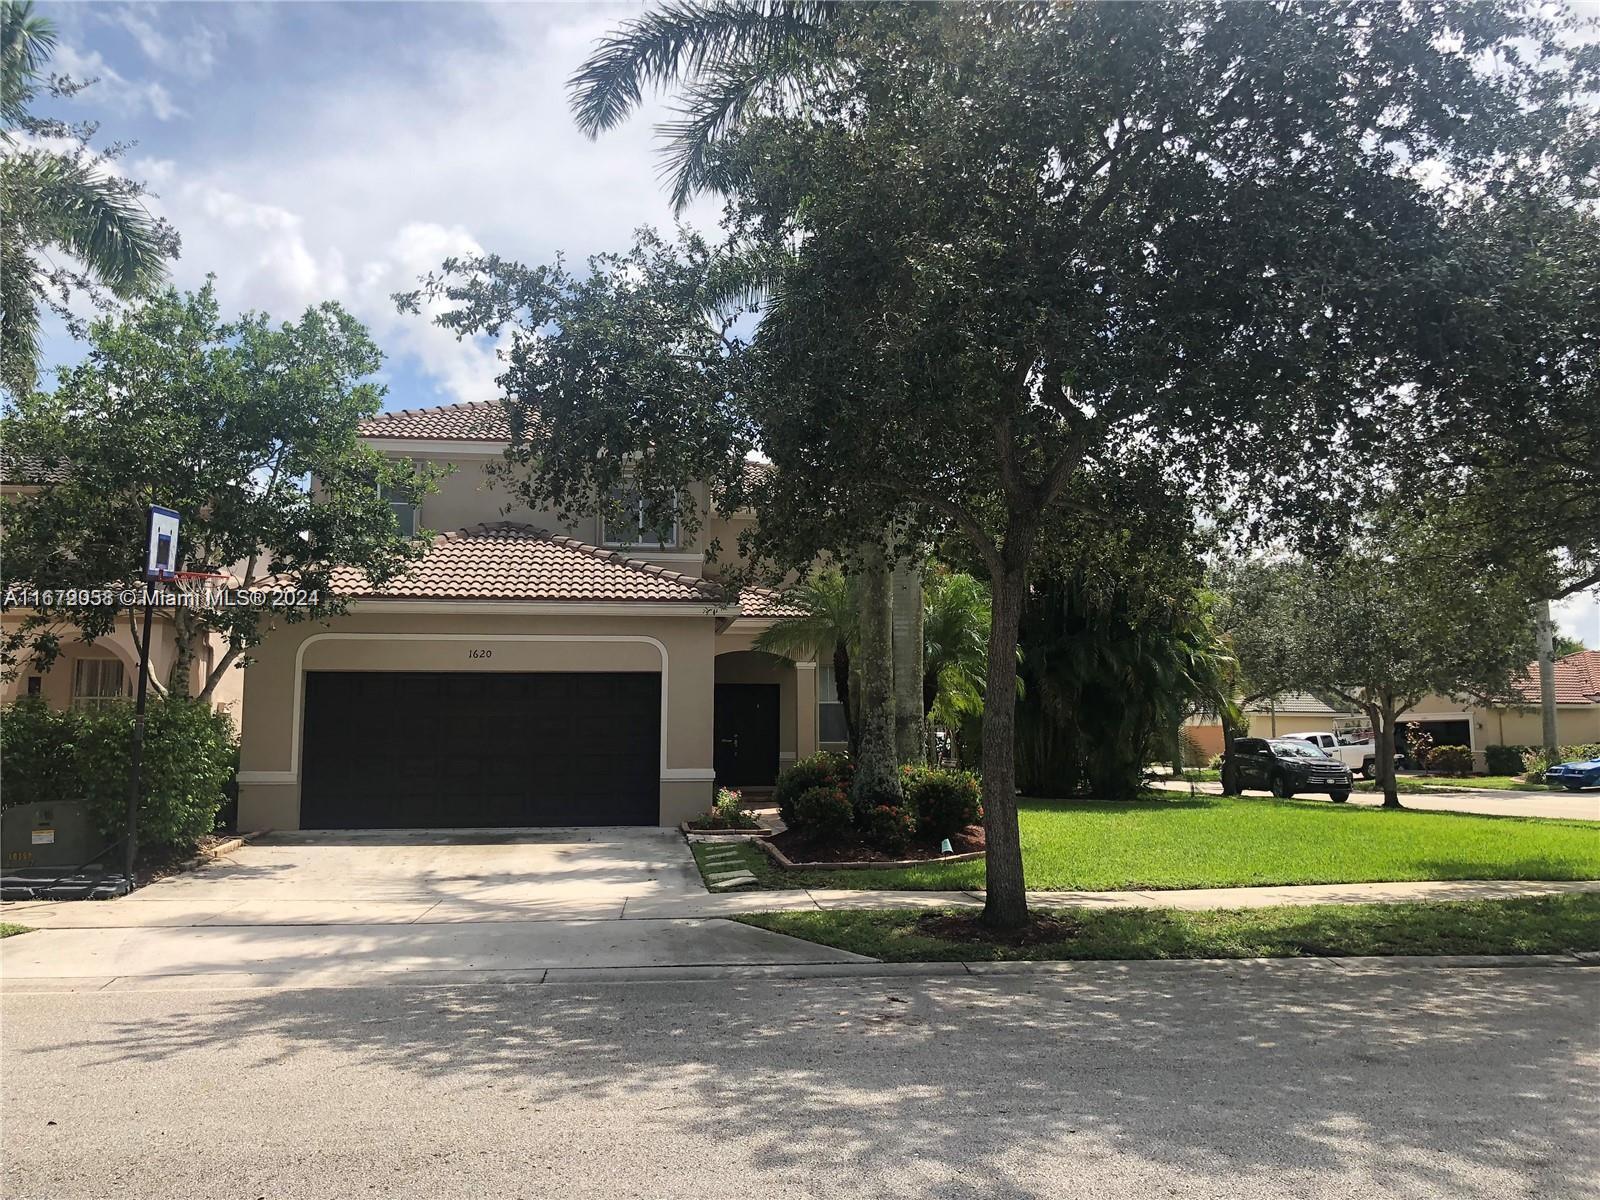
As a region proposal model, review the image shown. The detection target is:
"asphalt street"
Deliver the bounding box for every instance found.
[3,959,1595,1200]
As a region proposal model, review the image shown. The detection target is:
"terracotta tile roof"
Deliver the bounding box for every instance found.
[1246,692,1356,716]
[737,585,808,619]
[357,400,512,442]
[1512,650,1600,706]
[332,522,725,604]
[0,452,70,484]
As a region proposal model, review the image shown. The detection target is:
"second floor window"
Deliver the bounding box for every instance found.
[380,485,419,537]
[601,483,678,549]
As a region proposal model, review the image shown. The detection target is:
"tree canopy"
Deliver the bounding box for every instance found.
[1,282,437,699]
[411,0,1599,929]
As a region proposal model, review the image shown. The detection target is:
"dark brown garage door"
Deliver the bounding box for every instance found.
[299,671,660,828]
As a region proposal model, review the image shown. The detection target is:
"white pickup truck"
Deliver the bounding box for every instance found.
[1282,721,1382,778]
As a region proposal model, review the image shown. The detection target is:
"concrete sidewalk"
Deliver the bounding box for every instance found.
[7,876,1595,928]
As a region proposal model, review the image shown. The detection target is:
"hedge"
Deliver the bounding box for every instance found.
[1,698,237,855]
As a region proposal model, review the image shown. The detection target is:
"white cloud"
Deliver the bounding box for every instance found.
[1554,589,1600,650]
[93,5,720,409]
[50,43,183,121]
[107,3,222,81]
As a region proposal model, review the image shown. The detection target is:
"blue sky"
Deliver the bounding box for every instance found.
[34,2,719,412]
[27,1,1600,643]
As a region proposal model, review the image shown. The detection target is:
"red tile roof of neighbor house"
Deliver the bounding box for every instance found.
[357,400,513,442]
[332,522,726,604]
[1512,650,1600,706]
[0,452,71,484]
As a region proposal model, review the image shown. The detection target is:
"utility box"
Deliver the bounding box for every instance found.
[2,801,101,871]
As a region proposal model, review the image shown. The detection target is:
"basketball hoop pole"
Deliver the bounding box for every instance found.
[125,587,155,881]
[127,503,179,884]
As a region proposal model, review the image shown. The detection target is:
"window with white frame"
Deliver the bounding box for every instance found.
[380,483,419,537]
[817,660,850,744]
[71,659,127,710]
[600,482,678,548]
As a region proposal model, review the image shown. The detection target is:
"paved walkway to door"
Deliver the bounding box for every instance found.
[0,829,869,990]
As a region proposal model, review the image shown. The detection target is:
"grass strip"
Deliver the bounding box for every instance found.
[737,895,1600,962]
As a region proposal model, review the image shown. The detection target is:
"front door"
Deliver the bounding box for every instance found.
[714,683,780,787]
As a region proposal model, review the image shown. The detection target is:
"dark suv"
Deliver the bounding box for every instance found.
[1230,737,1353,802]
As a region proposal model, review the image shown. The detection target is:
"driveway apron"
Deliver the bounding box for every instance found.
[0,828,867,988]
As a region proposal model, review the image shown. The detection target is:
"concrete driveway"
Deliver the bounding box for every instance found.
[0,829,866,988]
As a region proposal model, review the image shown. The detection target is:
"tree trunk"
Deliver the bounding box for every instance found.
[851,539,900,803]
[1219,710,1242,795]
[166,605,196,699]
[1370,700,1402,809]
[891,557,925,765]
[980,565,1029,931]
[832,643,857,753]
[1537,600,1559,756]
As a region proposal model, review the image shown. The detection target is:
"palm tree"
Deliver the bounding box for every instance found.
[1,0,172,395]
[922,569,990,721]
[569,1,846,212]
[752,566,858,752]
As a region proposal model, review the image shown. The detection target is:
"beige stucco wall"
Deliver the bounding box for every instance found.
[1,614,241,723]
[1478,704,1600,747]
[236,606,719,830]
[1246,712,1349,739]
[413,454,715,579]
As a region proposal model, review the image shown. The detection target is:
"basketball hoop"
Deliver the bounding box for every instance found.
[170,570,232,606]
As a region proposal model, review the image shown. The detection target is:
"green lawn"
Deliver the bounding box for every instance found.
[737,894,1600,962]
[693,795,1600,892]
[0,923,33,939]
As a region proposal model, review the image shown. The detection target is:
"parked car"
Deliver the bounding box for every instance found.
[1543,758,1600,791]
[1230,737,1353,801]
[1282,727,1385,778]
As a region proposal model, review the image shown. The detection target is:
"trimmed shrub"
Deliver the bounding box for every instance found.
[76,699,236,852]
[792,784,854,840]
[862,804,916,856]
[774,751,853,828]
[0,697,236,854]
[689,787,759,831]
[903,766,982,841]
[851,771,905,824]
[1426,745,1474,776]
[0,699,79,808]
[1484,744,1529,776]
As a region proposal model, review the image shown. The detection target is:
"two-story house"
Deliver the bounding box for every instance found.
[235,400,817,831]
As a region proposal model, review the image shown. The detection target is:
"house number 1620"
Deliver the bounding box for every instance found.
[467,648,493,659]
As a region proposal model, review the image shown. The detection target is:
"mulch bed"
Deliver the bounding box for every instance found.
[916,911,1083,947]
[769,824,985,866]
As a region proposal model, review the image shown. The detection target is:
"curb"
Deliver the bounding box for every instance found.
[680,823,774,839]
[186,828,269,867]
[753,837,986,872]
[7,951,1590,995]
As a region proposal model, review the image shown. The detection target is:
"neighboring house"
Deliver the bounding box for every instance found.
[0,454,245,719]
[1482,650,1600,748]
[1188,650,1600,769]
[236,400,814,831]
